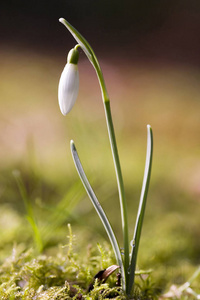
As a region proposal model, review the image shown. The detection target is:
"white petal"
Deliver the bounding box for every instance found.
[58,63,79,115]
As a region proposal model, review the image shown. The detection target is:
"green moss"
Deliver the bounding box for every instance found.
[0,245,125,300]
[0,228,200,299]
[0,224,127,300]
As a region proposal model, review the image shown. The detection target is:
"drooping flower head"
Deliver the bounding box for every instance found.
[58,47,79,115]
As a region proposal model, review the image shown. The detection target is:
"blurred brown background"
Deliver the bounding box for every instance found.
[0,1,200,280]
[1,0,200,64]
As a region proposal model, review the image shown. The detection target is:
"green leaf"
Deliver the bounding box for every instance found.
[70,140,126,291]
[127,125,153,295]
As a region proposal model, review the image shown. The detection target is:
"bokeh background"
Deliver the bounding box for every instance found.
[1,0,200,291]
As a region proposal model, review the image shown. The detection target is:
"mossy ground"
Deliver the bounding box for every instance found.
[0,233,140,299]
[0,240,199,299]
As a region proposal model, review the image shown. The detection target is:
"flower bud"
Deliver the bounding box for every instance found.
[58,48,79,115]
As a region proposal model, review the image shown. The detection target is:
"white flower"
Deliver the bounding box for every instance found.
[58,48,79,115]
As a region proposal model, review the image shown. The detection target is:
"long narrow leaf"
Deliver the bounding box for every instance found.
[70,140,125,290]
[127,125,153,295]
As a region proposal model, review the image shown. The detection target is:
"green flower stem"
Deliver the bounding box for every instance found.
[59,17,129,287]
[104,100,129,282]
[85,41,130,288]
[90,61,130,290]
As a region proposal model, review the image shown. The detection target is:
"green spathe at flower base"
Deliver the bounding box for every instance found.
[58,47,79,115]
[58,18,153,297]
[67,47,79,65]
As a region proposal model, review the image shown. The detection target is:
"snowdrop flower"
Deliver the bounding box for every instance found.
[58,47,79,115]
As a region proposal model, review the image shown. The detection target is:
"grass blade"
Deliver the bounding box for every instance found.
[70,140,126,290]
[127,125,153,295]
[13,170,43,252]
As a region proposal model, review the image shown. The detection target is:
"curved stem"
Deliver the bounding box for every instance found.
[59,17,129,291]
[59,18,109,102]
